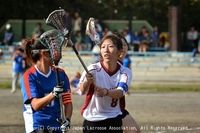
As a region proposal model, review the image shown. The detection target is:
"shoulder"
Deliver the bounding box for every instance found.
[88,62,101,71]
[23,67,36,78]
[120,65,132,75]
[51,66,65,72]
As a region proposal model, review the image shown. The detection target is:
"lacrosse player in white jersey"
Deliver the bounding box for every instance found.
[117,34,141,133]
[78,34,132,133]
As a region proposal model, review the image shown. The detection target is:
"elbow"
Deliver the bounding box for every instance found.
[31,105,41,111]
[31,99,42,111]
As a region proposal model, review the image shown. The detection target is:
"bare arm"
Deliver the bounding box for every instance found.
[79,73,95,94]
[64,102,73,120]
[96,87,123,99]
[31,93,55,111]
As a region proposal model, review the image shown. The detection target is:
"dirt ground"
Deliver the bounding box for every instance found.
[0,89,200,133]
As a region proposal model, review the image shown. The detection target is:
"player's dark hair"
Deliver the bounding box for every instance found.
[100,34,123,50]
[24,38,47,66]
[97,34,123,62]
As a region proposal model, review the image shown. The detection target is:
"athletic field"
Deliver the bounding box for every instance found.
[0,89,200,133]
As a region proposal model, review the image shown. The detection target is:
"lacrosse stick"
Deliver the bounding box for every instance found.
[46,8,89,74]
[39,29,66,129]
[85,17,100,47]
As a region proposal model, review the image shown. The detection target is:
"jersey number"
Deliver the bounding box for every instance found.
[111,99,118,107]
[45,93,55,107]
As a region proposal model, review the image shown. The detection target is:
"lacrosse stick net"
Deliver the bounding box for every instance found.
[39,29,65,65]
[45,8,89,74]
[46,9,69,38]
[85,17,100,46]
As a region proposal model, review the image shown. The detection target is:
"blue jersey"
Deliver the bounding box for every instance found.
[20,66,70,133]
[13,55,24,72]
[123,55,131,69]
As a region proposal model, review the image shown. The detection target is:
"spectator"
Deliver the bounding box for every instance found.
[191,39,200,62]
[2,23,14,46]
[158,35,170,49]
[75,31,84,51]
[132,30,141,51]
[103,26,112,35]
[152,26,160,47]
[140,31,153,52]
[19,38,31,71]
[73,11,82,35]
[187,26,199,50]
[10,47,25,93]
[123,29,131,45]
[33,22,45,38]
[0,49,3,58]
[158,33,170,49]
[139,26,147,37]
[125,24,134,43]
[112,29,119,35]
[65,11,73,32]
[69,72,81,94]
[95,18,103,32]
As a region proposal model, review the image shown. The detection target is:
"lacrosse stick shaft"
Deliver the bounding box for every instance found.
[55,66,65,126]
[68,39,90,74]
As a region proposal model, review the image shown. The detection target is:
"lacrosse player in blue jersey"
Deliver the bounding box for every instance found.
[20,30,72,133]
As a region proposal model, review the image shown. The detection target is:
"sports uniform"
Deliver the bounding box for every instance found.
[21,65,70,133]
[79,61,132,133]
[118,61,131,118]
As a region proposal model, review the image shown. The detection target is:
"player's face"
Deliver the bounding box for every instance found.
[42,51,53,66]
[119,39,128,59]
[100,39,119,62]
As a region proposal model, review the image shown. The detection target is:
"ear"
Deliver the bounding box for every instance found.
[118,49,123,57]
[40,50,46,56]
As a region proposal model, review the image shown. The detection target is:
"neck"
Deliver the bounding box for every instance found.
[102,61,117,72]
[36,61,50,75]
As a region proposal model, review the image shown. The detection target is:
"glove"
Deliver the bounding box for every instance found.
[61,118,70,132]
[52,86,63,98]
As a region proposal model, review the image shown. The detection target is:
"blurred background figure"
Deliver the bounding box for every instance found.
[139,26,147,37]
[152,26,160,47]
[187,26,199,51]
[69,71,81,94]
[140,31,153,52]
[2,23,14,46]
[33,22,45,38]
[75,31,84,51]
[132,30,141,51]
[191,39,200,62]
[0,49,3,58]
[123,29,131,47]
[159,33,170,49]
[103,26,112,35]
[95,18,103,32]
[11,47,25,93]
[73,11,82,35]
[65,11,72,33]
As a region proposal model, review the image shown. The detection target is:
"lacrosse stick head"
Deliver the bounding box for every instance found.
[86,17,100,46]
[46,9,69,38]
[40,29,65,65]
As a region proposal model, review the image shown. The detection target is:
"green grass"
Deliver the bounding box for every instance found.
[0,82,12,89]
[0,82,200,92]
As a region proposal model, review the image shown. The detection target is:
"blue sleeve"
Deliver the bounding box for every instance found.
[20,72,38,104]
[60,71,71,93]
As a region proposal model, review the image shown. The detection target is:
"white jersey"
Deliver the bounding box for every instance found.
[79,62,132,121]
